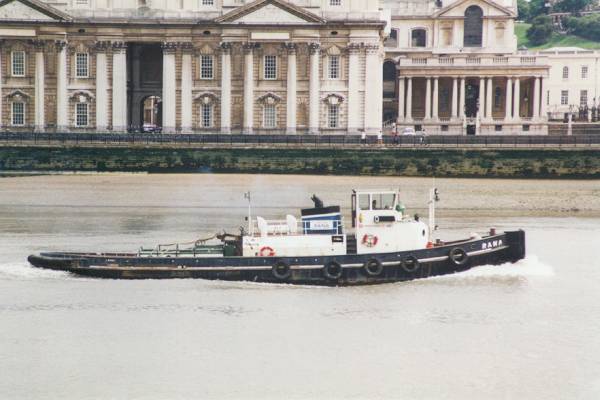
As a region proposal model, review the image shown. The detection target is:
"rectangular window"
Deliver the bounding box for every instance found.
[76,53,89,78]
[202,0,214,4]
[76,103,88,127]
[330,0,341,5]
[202,104,212,127]
[263,104,276,128]
[11,51,25,77]
[264,55,277,80]
[561,90,568,105]
[329,55,340,79]
[328,104,339,128]
[200,55,213,79]
[12,102,25,126]
[580,90,588,107]
[581,66,588,79]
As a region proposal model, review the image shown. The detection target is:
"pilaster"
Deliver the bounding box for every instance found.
[94,41,110,131]
[347,42,361,133]
[180,43,193,133]
[220,42,232,134]
[161,42,178,134]
[284,42,297,135]
[308,42,320,135]
[111,41,128,132]
[30,40,46,132]
[243,42,258,135]
[55,41,68,131]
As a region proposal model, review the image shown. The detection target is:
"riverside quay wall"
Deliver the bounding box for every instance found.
[1,145,600,178]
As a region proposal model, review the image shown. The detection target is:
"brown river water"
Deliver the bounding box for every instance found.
[1,174,599,399]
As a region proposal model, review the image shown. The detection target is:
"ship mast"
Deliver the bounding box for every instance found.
[428,186,439,243]
[244,191,253,236]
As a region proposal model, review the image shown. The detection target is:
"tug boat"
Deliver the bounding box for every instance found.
[28,188,526,286]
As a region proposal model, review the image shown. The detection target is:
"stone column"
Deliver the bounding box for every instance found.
[55,41,68,131]
[220,42,232,134]
[514,77,521,121]
[478,77,485,118]
[432,77,439,120]
[533,76,541,119]
[425,78,431,119]
[95,42,109,131]
[398,77,405,120]
[347,42,360,133]
[540,77,547,118]
[32,40,45,131]
[451,77,458,118]
[162,42,177,133]
[243,42,256,135]
[180,44,193,133]
[285,43,297,135]
[308,43,320,134]
[486,77,493,119]
[505,77,513,121]
[111,42,128,132]
[459,77,466,118]
[363,44,383,134]
[406,77,412,120]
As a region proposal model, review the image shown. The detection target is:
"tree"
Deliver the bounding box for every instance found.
[553,0,593,13]
[517,0,530,21]
[564,14,600,41]
[526,15,554,46]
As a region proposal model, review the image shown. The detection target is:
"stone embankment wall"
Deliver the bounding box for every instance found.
[1,147,599,178]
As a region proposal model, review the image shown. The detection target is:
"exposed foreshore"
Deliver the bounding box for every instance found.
[1,145,599,178]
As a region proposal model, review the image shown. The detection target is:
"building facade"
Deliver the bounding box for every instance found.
[0,0,551,135]
[537,47,600,121]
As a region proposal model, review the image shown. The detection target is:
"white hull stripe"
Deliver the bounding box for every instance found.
[78,245,509,272]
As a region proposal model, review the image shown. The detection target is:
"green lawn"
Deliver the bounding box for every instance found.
[515,22,600,50]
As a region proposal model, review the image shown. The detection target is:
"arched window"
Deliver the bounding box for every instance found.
[464,6,483,47]
[562,66,569,79]
[411,29,427,47]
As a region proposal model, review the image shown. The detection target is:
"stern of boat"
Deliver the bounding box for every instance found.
[505,230,526,262]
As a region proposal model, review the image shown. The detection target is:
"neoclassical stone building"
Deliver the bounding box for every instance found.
[0,0,384,134]
[0,0,551,135]
[384,0,550,134]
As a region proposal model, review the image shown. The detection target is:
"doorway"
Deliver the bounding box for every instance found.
[141,96,162,133]
[465,81,480,118]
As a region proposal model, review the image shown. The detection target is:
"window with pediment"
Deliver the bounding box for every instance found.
[464,6,483,47]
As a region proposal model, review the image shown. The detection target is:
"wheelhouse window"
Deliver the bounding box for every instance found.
[201,103,213,127]
[371,193,396,210]
[328,55,340,79]
[200,55,213,79]
[75,53,89,78]
[464,5,483,47]
[330,0,341,5]
[263,104,276,127]
[263,55,277,80]
[11,102,25,126]
[411,29,427,47]
[328,104,339,128]
[11,51,25,77]
[202,0,214,5]
[76,103,88,127]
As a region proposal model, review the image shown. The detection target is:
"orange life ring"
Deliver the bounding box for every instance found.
[259,246,275,257]
[361,234,378,247]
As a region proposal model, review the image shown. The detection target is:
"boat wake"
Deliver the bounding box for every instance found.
[416,254,554,286]
[0,261,71,281]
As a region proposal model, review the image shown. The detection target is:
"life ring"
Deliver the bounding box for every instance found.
[259,246,275,257]
[449,247,469,266]
[361,234,379,247]
[402,255,420,273]
[323,261,343,280]
[363,258,384,277]
[272,261,291,280]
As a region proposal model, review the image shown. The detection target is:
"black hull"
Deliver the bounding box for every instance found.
[28,231,525,286]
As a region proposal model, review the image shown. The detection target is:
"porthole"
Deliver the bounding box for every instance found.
[331,31,338,35]
[203,30,211,35]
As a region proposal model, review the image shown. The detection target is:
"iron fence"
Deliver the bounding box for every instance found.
[1,131,600,148]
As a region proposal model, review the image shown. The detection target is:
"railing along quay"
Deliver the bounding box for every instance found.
[1,132,600,149]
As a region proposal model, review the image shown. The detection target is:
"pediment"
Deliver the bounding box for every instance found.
[434,0,515,18]
[216,0,325,24]
[0,0,71,21]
